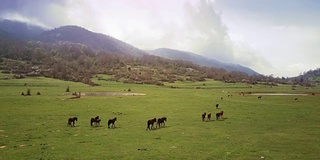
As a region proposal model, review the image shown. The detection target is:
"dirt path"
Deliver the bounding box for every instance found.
[78,92,146,96]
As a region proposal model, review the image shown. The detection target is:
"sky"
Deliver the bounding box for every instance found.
[1,0,320,77]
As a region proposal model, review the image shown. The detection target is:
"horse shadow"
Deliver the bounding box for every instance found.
[108,126,120,129]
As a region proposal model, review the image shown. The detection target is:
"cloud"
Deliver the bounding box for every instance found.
[0,0,70,27]
[182,0,234,62]
[232,41,272,73]
[215,0,320,27]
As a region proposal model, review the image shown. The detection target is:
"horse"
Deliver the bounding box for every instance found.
[207,113,211,121]
[216,104,219,109]
[294,98,298,101]
[258,96,262,99]
[67,117,78,127]
[216,111,224,120]
[146,118,157,130]
[157,117,167,128]
[202,112,206,121]
[108,117,117,128]
[90,116,101,126]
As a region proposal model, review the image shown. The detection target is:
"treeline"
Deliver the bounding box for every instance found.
[0,39,266,85]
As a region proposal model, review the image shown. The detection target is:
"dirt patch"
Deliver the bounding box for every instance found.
[0,146,6,149]
[251,93,308,96]
[80,92,146,96]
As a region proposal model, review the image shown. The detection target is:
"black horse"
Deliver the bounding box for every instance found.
[146,118,157,130]
[202,112,206,121]
[258,96,262,99]
[108,117,117,128]
[216,104,219,109]
[67,117,78,127]
[157,117,167,128]
[90,116,101,126]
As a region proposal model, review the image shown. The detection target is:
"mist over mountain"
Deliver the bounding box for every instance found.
[148,48,259,75]
[0,19,46,39]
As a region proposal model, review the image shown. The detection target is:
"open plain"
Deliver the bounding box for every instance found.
[1,74,320,159]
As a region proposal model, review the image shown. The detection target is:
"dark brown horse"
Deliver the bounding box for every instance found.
[146,118,157,130]
[202,112,206,121]
[207,113,211,121]
[216,104,219,109]
[90,116,101,126]
[157,117,167,128]
[67,117,78,127]
[108,117,117,128]
[216,111,224,120]
[258,96,262,99]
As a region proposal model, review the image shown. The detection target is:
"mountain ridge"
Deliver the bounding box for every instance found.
[39,25,147,57]
[148,48,259,75]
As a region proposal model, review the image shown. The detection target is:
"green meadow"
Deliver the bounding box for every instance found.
[1,73,320,160]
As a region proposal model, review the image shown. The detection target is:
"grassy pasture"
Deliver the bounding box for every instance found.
[1,75,320,159]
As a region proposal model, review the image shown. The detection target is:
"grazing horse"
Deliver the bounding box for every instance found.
[312,93,315,96]
[202,112,206,121]
[258,96,262,99]
[90,116,101,126]
[146,118,157,130]
[216,111,224,120]
[216,104,219,109]
[207,113,211,121]
[67,117,78,127]
[221,97,223,100]
[108,117,117,128]
[294,98,298,101]
[157,117,167,128]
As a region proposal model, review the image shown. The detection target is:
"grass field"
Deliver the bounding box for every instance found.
[1,74,320,159]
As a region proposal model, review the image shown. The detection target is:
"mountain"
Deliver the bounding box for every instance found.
[148,48,259,75]
[0,19,257,75]
[0,19,46,39]
[0,29,10,38]
[40,25,147,57]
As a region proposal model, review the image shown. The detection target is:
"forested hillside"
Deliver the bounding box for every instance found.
[0,38,264,86]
